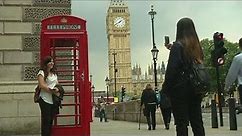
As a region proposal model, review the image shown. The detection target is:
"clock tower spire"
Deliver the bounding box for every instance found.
[106,0,132,97]
[110,0,127,7]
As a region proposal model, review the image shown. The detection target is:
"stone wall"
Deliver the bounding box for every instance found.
[106,100,164,124]
[0,81,39,135]
[105,100,229,126]
[0,0,71,82]
[0,0,71,134]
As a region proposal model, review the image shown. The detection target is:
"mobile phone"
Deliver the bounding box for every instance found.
[164,36,170,44]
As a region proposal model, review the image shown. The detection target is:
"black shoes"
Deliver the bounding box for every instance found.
[100,119,108,122]
[165,123,170,130]
[148,126,156,130]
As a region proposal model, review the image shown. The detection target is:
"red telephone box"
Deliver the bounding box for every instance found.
[40,15,91,136]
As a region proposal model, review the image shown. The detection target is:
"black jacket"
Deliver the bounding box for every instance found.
[162,42,187,95]
[141,89,157,106]
[159,90,171,108]
[52,84,65,115]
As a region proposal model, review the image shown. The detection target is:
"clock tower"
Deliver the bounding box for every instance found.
[106,0,132,96]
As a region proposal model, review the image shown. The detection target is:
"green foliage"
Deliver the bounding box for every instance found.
[201,38,239,93]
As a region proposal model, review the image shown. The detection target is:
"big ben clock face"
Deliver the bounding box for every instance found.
[114,17,125,28]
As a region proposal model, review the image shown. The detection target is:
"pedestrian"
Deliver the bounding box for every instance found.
[225,38,242,114]
[141,84,157,130]
[37,56,59,136]
[159,86,172,130]
[98,96,108,122]
[163,17,205,136]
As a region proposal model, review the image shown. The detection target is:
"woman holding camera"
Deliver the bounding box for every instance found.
[163,17,205,136]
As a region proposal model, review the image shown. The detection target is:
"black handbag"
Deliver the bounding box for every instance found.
[34,85,40,103]
[187,62,211,97]
[178,41,211,97]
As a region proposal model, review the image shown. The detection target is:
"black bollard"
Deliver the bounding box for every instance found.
[228,97,237,130]
[211,100,218,128]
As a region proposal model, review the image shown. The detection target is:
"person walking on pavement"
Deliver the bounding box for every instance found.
[163,17,205,136]
[159,86,172,130]
[225,38,242,114]
[98,96,108,122]
[141,84,157,130]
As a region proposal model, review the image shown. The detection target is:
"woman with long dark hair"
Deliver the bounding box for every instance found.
[37,56,59,136]
[163,17,205,136]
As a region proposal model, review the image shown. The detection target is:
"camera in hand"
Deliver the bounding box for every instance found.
[165,36,170,44]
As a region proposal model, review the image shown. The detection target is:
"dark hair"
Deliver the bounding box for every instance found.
[40,56,57,80]
[176,17,203,63]
[239,38,242,48]
[145,84,153,90]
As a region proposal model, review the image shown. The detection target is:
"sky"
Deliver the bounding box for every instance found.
[72,0,242,90]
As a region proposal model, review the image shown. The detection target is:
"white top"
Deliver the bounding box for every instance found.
[37,70,58,104]
[225,52,242,91]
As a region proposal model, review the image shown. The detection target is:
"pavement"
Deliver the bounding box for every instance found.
[91,117,242,136]
[7,116,242,136]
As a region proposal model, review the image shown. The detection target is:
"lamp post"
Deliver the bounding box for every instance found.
[112,52,117,97]
[91,85,95,105]
[161,61,166,80]
[161,61,166,75]
[148,5,159,91]
[105,76,110,103]
[148,5,156,48]
[151,46,159,91]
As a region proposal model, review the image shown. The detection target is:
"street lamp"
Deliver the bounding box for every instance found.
[161,61,166,74]
[112,52,117,97]
[151,46,159,91]
[161,61,166,80]
[91,85,95,105]
[105,76,110,103]
[148,5,159,91]
[148,5,157,48]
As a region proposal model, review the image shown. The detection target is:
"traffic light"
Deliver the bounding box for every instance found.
[211,32,227,66]
[121,86,126,102]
